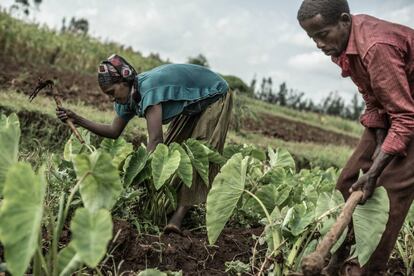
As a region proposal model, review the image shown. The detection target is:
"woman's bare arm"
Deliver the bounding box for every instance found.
[145,104,164,152]
[56,106,128,139]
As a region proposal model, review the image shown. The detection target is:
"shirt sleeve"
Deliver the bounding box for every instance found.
[114,103,134,123]
[359,90,389,129]
[364,43,414,156]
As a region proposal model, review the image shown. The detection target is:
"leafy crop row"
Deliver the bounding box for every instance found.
[0,113,412,274]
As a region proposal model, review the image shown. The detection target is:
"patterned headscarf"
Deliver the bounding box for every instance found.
[97,54,137,91]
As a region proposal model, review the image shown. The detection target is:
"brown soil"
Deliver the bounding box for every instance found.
[243,114,359,147]
[109,219,265,275]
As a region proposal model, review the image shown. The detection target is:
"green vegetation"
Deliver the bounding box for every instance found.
[0,88,353,169]
[222,75,253,96]
[0,114,119,275]
[228,131,353,169]
[0,10,164,74]
[0,114,396,275]
[206,147,390,274]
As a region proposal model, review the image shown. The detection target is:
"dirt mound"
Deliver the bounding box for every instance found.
[243,114,359,147]
[110,220,264,275]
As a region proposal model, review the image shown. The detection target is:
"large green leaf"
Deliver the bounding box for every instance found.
[169,143,193,188]
[63,129,91,162]
[268,147,295,171]
[151,144,180,190]
[206,154,248,244]
[57,243,81,276]
[74,151,122,212]
[184,139,210,186]
[70,208,113,268]
[100,137,133,168]
[314,191,343,219]
[122,146,149,187]
[352,187,389,266]
[405,202,414,224]
[0,163,46,276]
[223,144,266,161]
[0,113,20,192]
[260,167,287,186]
[282,202,315,236]
[223,144,243,159]
[244,185,279,216]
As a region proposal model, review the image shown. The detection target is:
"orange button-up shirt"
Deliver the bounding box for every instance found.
[333,14,414,156]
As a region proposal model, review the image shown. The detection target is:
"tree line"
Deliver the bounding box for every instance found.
[252,77,365,121]
[186,54,365,121]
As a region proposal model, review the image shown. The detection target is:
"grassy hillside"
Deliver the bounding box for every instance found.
[0,90,354,169]
[0,9,164,74]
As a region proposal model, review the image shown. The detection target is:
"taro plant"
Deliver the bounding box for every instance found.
[206,146,390,275]
[118,138,225,225]
[0,114,122,276]
[395,204,414,275]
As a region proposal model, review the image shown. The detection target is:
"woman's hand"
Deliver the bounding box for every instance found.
[56,106,78,124]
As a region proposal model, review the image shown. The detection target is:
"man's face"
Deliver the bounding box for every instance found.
[103,83,130,104]
[300,13,351,57]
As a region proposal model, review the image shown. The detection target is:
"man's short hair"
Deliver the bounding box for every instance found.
[297,0,350,25]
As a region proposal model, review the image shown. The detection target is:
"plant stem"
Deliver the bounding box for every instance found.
[50,172,89,275]
[244,190,282,276]
[35,245,50,276]
[283,232,308,275]
[63,172,90,220]
[51,193,65,276]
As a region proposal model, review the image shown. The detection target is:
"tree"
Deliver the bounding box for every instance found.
[277,82,288,106]
[187,54,209,67]
[61,17,89,35]
[346,93,365,120]
[222,75,253,97]
[11,0,42,16]
[250,74,257,95]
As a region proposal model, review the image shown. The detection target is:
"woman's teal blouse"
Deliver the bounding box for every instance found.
[114,63,229,124]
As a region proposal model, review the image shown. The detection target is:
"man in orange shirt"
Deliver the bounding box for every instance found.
[297,0,414,275]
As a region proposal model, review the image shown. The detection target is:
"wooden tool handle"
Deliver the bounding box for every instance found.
[66,119,85,144]
[301,190,364,276]
[54,96,85,144]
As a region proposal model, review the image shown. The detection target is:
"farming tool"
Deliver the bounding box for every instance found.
[29,79,85,144]
[300,190,364,276]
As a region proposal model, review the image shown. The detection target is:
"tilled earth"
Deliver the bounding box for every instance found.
[243,115,359,148]
[109,220,265,275]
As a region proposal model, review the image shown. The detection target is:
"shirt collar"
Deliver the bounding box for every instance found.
[344,15,358,55]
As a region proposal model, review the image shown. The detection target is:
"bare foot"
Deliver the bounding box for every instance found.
[163,223,182,235]
[163,206,190,235]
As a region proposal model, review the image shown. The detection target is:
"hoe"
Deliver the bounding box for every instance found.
[300,190,364,275]
[29,79,85,144]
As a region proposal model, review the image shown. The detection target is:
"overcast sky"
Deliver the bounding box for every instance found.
[2,0,414,103]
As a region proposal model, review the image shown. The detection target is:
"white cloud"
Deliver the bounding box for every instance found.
[288,51,338,75]
[386,4,414,26]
